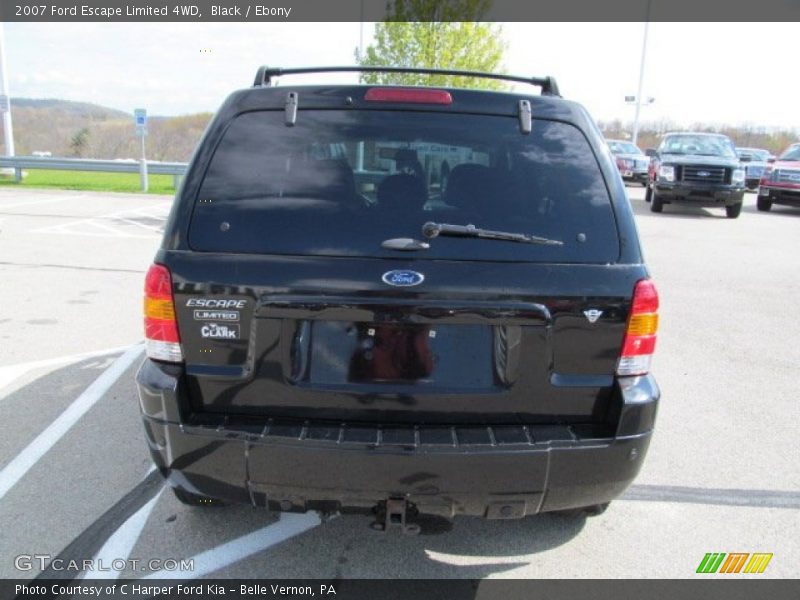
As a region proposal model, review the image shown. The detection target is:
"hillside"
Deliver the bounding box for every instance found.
[0,98,212,162]
[1,98,797,162]
[10,98,130,120]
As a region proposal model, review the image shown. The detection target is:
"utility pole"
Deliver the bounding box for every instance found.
[632,0,652,146]
[359,0,364,60]
[0,23,16,164]
[356,0,365,173]
[134,108,148,192]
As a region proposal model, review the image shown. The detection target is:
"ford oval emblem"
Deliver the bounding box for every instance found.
[382,270,424,287]
[697,170,710,177]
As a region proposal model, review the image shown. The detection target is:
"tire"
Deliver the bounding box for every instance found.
[725,202,742,219]
[757,197,772,212]
[644,185,653,203]
[172,487,225,506]
[650,191,663,213]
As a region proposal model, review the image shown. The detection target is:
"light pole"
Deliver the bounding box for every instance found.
[631,0,653,146]
[0,23,16,162]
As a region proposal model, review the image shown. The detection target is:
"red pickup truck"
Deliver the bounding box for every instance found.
[758,143,800,211]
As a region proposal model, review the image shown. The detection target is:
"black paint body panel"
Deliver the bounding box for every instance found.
[137,82,660,516]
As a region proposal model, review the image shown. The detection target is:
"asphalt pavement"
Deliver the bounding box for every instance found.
[0,186,798,580]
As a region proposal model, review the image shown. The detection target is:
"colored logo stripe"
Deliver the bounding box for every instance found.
[697,553,726,573]
[696,552,772,574]
[744,553,773,574]
[719,553,749,573]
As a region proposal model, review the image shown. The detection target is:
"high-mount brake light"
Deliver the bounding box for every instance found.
[365,87,453,105]
[144,264,183,362]
[616,279,659,376]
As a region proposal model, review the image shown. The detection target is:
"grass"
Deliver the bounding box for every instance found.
[0,169,177,194]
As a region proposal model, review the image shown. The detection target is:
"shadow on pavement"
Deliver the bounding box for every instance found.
[628,197,720,219]
[243,509,588,579]
[741,203,800,217]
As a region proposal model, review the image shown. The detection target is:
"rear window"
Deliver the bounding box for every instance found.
[189,109,619,263]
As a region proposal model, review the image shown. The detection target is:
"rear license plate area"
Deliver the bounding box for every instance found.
[306,321,495,389]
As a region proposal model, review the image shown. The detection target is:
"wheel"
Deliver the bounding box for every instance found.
[756,197,772,212]
[644,184,653,203]
[725,202,742,219]
[650,191,663,213]
[172,487,225,506]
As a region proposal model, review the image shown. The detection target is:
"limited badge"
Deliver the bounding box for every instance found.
[194,310,239,322]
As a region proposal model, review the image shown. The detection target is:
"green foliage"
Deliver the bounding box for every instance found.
[69,127,90,157]
[600,119,800,155]
[357,0,507,90]
[0,169,176,194]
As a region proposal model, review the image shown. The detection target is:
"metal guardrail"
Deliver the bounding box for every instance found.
[0,156,188,190]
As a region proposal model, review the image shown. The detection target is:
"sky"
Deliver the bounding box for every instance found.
[3,21,799,130]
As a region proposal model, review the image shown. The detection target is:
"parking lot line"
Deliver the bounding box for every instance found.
[30,203,170,239]
[85,488,164,580]
[0,196,76,210]
[0,343,144,501]
[0,345,134,392]
[144,512,322,580]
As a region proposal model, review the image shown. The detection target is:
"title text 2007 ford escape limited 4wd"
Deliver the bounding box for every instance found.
[136,66,660,528]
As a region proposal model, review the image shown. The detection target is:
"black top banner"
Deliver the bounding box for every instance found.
[1,0,799,22]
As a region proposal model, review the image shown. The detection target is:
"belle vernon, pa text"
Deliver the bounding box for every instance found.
[16,583,337,596]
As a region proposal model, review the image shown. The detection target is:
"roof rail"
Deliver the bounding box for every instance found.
[252,66,561,97]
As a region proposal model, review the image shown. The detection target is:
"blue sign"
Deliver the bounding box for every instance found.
[134,108,147,136]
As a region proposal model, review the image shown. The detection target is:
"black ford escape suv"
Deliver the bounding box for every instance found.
[136,66,660,527]
[645,132,746,218]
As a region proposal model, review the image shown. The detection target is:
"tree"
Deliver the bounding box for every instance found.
[357,0,506,90]
[69,127,90,157]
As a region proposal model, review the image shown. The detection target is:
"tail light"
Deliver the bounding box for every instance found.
[617,279,659,376]
[616,157,632,170]
[144,264,183,362]
[365,87,453,105]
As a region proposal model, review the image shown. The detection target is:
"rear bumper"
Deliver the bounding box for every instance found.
[136,359,660,518]
[655,182,745,206]
[759,185,800,207]
[621,169,649,183]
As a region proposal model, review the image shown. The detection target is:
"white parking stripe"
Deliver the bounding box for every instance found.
[144,512,322,579]
[0,196,76,210]
[0,345,133,393]
[0,343,144,501]
[116,218,164,233]
[84,488,164,580]
[31,203,171,239]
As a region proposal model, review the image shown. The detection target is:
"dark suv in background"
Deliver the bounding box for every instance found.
[136,66,660,528]
[646,132,746,218]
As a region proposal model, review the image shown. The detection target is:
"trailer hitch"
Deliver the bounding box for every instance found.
[371,497,421,535]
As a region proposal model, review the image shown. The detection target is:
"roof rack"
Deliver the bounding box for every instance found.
[252,66,561,97]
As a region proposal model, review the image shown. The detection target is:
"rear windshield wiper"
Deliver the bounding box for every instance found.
[422,222,563,246]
